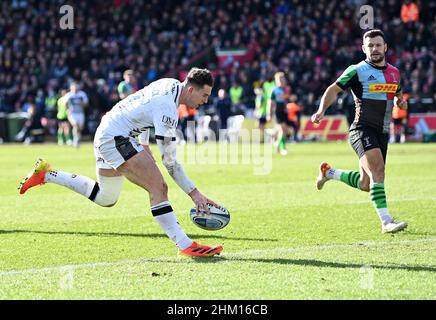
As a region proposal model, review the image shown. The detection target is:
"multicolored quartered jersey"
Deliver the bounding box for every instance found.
[117,81,136,97]
[336,60,401,133]
[270,86,289,109]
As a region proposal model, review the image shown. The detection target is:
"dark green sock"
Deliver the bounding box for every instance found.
[370,183,387,209]
[278,137,286,150]
[57,131,65,144]
[339,171,360,189]
[369,183,392,224]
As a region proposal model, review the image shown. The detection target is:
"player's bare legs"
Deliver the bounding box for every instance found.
[19,154,222,256]
[57,121,71,145]
[317,148,407,233]
[70,122,82,148]
[116,150,168,206]
[358,149,381,191]
[99,168,122,177]
[358,159,371,192]
[66,114,83,148]
[277,122,290,155]
[19,158,124,207]
[117,151,223,255]
[258,121,265,143]
[359,149,407,232]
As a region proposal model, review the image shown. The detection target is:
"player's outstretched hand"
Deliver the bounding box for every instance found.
[311,112,324,124]
[189,188,218,214]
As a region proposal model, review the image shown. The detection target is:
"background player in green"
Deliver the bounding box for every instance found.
[311,29,408,234]
[56,89,72,145]
[254,77,275,143]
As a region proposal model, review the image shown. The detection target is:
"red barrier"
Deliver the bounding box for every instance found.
[300,116,349,141]
[407,113,436,141]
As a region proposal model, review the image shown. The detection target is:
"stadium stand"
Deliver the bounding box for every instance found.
[0,0,435,141]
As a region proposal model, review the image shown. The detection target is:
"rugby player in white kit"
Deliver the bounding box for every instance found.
[19,68,223,257]
[65,82,89,147]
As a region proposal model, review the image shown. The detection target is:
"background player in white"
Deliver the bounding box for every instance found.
[66,82,89,147]
[19,68,223,257]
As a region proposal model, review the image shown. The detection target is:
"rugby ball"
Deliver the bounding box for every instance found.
[190,203,230,231]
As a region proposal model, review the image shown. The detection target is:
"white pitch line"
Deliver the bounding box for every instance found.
[227,238,436,257]
[344,197,436,205]
[0,238,435,277]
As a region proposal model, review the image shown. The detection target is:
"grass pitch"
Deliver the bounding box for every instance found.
[0,141,435,299]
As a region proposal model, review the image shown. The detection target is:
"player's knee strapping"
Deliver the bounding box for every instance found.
[89,175,124,207]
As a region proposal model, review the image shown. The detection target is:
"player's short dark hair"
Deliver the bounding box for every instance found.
[363,29,386,43]
[123,69,134,77]
[185,68,214,88]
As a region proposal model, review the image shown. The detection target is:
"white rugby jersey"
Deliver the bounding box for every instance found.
[66,90,89,114]
[98,78,182,141]
[95,78,196,194]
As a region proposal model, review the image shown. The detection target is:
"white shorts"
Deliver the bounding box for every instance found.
[68,112,85,128]
[94,132,144,169]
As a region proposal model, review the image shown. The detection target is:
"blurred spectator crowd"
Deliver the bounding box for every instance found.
[0,0,435,139]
